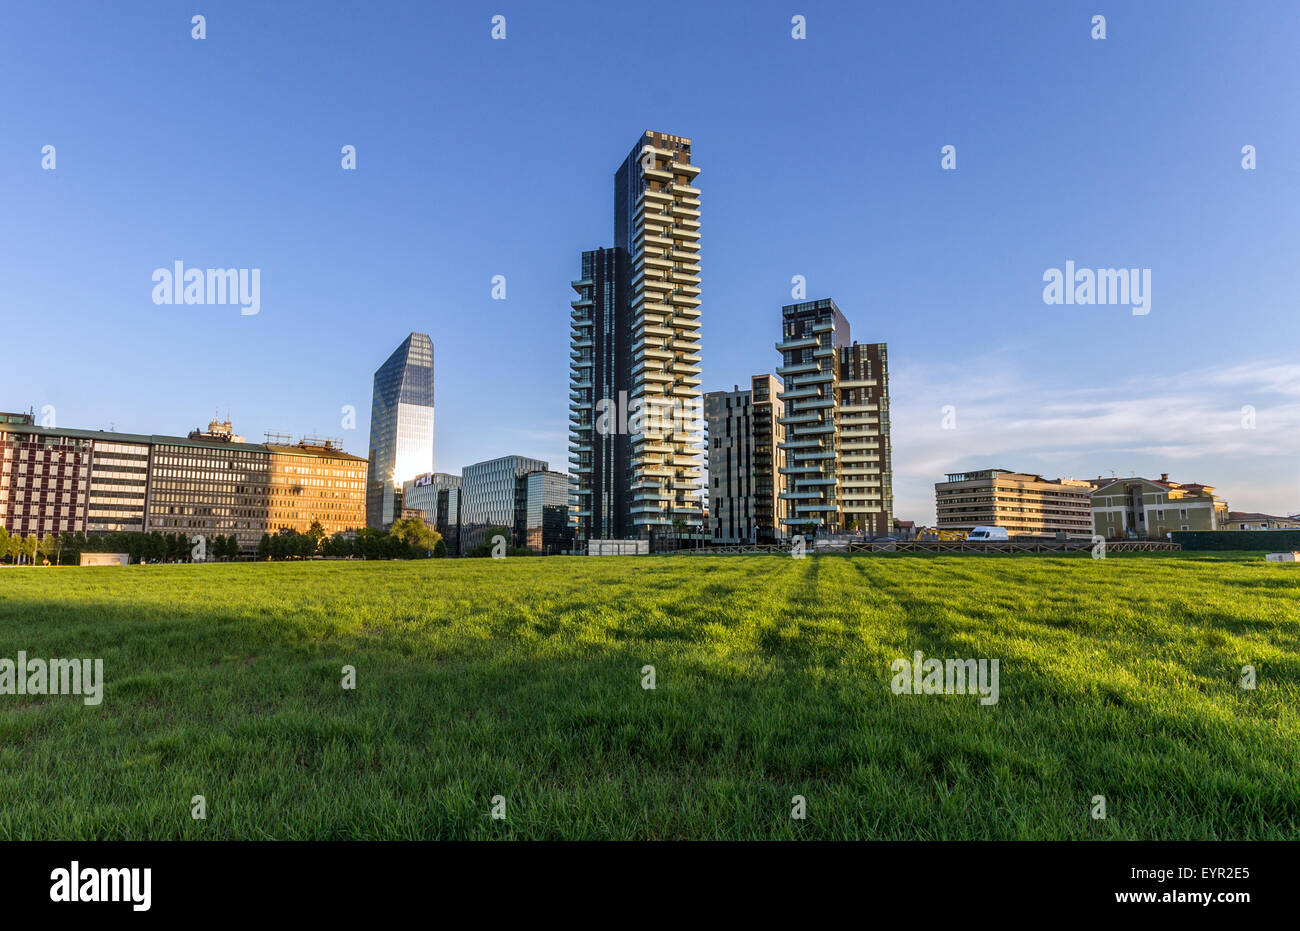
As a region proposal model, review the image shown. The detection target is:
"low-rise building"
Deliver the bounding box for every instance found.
[935,468,1094,538]
[1222,511,1300,531]
[1089,474,1228,539]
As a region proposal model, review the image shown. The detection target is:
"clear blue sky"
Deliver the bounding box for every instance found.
[3,1,1297,520]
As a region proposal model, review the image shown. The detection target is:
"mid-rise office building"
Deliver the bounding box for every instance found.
[1090,474,1228,539]
[524,469,574,555]
[570,131,703,545]
[459,455,548,554]
[403,471,462,550]
[775,299,893,537]
[704,374,785,544]
[935,469,1094,538]
[0,413,93,537]
[1,411,368,555]
[146,419,271,553]
[367,332,435,528]
[266,438,367,537]
[86,436,152,532]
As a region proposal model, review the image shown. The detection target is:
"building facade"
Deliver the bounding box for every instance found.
[87,436,152,533]
[750,374,785,543]
[704,375,786,544]
[145,420,271,553]
[266,439,367,537]
[367,332,435,528]
[775,299,893,537]
[1,412,368,555]
[403,471,462,551]
[570,247,631,542]
[1222,511,1300,531]
[705,385,753,543]
[570,131,703,545]
[935,469,1094,538]
[524,469,574,554]
[1090,474,1228,539]
[0,413,93,538]
[459,455,547,554]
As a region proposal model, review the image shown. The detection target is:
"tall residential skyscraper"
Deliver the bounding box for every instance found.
[367,332,434,528]
[776,299,893,537]
[569,130,703,543]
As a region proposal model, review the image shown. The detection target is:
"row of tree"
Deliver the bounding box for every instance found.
[0,517,445,565]
[257,518,443,560]
[0,528,225,565]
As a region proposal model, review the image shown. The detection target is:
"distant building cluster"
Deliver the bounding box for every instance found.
[365,334,573,556]
[704,299,894,544]
[927,469,1279,541]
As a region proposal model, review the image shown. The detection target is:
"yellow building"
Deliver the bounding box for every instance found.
[266,439,367,536]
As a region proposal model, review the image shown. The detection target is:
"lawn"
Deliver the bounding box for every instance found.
[0,553,1297,839]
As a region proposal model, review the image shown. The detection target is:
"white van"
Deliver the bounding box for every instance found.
[967,526,1009,541]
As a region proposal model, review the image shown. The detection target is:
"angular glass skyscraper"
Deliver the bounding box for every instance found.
[367,332,434,528]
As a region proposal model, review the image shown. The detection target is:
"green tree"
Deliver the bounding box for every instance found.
[257,533,272,560]
[306,520,326,556]
[389,517,438,557]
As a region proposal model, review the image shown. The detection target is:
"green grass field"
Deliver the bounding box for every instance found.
[1,553,1297,839]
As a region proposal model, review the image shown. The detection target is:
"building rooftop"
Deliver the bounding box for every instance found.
[0,419,364,459]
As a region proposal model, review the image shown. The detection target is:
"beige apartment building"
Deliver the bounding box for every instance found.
[1090,474,1228,539]
[935,469,1094,538]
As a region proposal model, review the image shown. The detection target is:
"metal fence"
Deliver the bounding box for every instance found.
[683,540,1181,556]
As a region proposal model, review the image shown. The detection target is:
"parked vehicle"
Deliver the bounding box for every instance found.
[966,526,1010,541]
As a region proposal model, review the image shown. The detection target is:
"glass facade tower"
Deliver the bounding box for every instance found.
[367,332,435,528]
